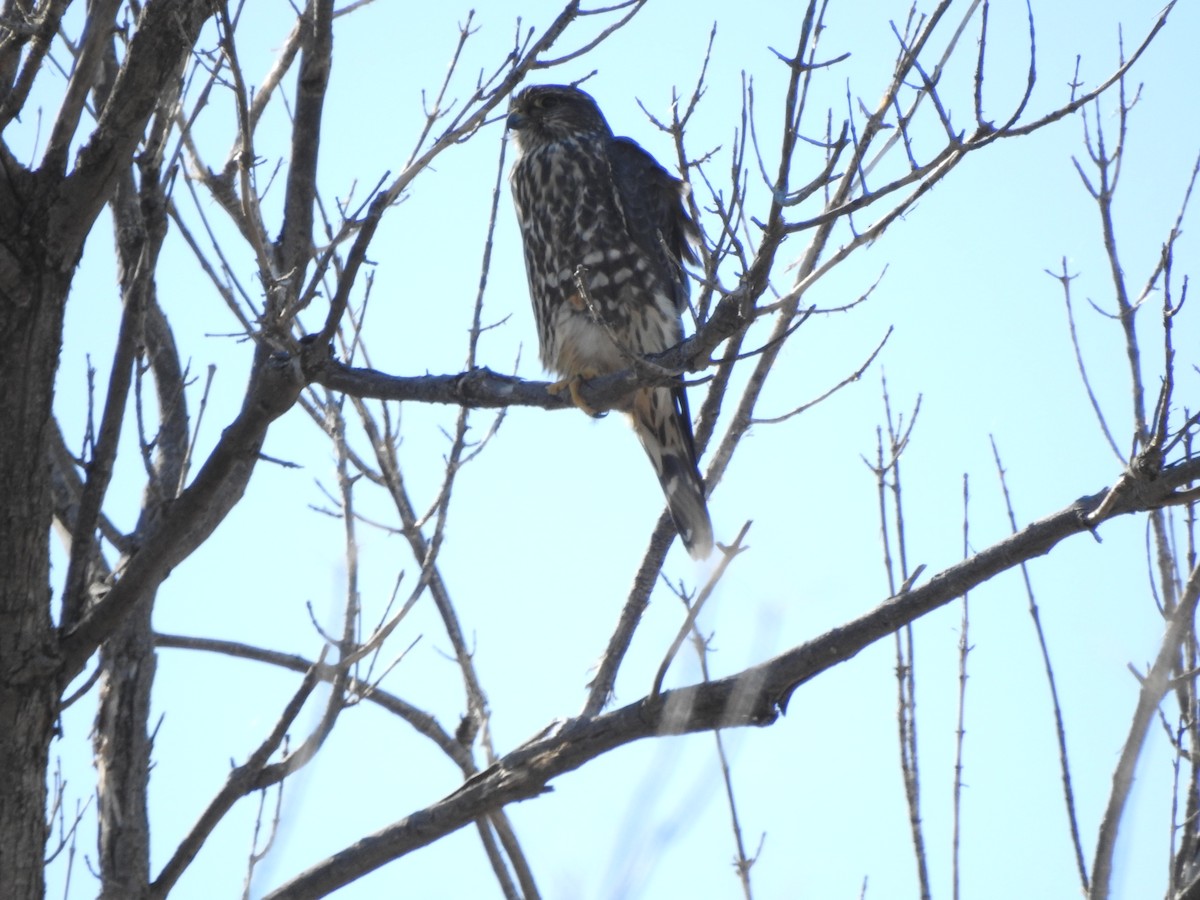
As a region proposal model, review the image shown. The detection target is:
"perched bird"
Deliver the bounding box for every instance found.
[506,83,713,558]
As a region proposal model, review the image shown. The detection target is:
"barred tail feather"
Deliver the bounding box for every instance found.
[630,387,714,559]
[659,452,714,559]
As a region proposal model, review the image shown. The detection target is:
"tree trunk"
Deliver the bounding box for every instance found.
[95,605,157,900]
[0,5,217,893]
[0,215,72,897]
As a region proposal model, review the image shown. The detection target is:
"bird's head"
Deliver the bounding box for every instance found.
[506,84,611,152]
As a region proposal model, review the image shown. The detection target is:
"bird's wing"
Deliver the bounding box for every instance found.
[607,137,699,309]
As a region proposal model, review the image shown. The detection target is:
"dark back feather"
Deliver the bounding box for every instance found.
[607,137,699,310]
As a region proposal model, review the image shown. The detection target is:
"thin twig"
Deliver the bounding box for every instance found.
[951,473,971,900]
[990,436,1089,892]
[651,521,752,697]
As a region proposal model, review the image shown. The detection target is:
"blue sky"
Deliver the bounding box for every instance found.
[24,1,1200,897]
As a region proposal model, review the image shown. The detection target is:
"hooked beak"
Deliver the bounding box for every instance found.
[505,110,528,131]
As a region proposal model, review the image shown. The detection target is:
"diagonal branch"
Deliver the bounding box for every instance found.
[40,0,121,172]
[1091,563,1200,900]
[50,0,216,262]
[149,651,328,899]
[264,456,1200,900]
[57,351,307,681]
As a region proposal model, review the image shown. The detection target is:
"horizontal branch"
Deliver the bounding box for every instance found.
[300,289,747,411]
[265,453,1200,899]
[306,357,570,410]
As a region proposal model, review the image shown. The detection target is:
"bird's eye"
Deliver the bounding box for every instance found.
[533,94,558,111]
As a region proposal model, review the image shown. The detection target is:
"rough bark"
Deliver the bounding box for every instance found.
[0,236,68,900]
[94,607,157,900]
[92,135,179,900]
[0,4,217,897]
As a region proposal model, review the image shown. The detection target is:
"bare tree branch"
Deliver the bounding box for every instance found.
[265,455,1200,899]
[149,651,328,899]
[1092,564,1200,900]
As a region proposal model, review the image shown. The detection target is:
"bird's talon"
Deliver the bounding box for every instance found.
[548,375,602,418]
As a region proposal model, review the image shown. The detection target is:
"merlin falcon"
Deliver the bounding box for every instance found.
[506,84,714,558]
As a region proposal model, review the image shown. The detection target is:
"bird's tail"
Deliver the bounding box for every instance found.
[630,386,714,559]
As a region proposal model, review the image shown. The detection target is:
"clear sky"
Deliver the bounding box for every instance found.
[26,1,1200,898]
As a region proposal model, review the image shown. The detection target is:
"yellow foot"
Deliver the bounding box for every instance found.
[548,374,601,417]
